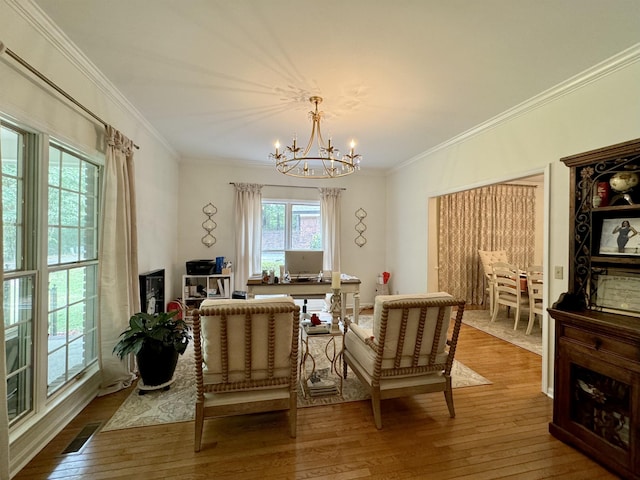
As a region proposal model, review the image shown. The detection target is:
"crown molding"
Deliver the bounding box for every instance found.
[6,0,176,156]
[393,42,640,173]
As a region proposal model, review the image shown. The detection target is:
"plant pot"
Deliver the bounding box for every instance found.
[136,340,179,387]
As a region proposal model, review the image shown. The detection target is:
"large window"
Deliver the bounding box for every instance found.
[261,201,321,272]
[46,145,100,395]
[2,121,101,424]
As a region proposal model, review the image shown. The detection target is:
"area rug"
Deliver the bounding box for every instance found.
[462,308,542,356]
[102,316,490,432]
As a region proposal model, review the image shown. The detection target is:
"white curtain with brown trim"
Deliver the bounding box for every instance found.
[319,188,342,272]
[234,183,263,291]
[98,126,139,395]
[438,184,537,306]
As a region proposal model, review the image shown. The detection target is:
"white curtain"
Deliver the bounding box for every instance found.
[98,126,139,395]
[319,188,342,272]
[234,183,263,292]
[0,136,10,480]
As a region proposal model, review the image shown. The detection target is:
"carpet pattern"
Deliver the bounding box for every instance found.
[462,308,542,356]
[102,315,491,432]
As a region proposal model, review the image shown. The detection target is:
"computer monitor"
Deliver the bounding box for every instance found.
[285,250,323,278]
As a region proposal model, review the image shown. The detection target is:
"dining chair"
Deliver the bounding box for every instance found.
[491,261,528,330]
[525,265,543,334]
[478,250,508,313]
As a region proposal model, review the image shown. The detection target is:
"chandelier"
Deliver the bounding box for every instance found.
[270,96,362,178]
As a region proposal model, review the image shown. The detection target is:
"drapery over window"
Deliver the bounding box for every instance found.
[438,184,536,306]
[319,187,342,272]
[234,183,263,291]
[98,126,139,395]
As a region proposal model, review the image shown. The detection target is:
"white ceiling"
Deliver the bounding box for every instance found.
[32,0,640,172]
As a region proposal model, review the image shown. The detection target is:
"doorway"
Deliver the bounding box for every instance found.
[427,168,550,392]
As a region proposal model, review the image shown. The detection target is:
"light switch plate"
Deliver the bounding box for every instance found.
[554,266,563,280]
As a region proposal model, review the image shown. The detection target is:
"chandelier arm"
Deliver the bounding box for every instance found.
[301,111,320,158]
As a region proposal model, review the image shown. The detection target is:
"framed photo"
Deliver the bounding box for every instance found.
[591,269,640,317]
[598,217,640,256]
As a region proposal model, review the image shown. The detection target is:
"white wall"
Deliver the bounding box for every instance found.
[386,52,640,395]
[176,161,387,307]
[0,2,180,476]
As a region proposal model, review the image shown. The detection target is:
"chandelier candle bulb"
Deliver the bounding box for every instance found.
[332,271,341,289]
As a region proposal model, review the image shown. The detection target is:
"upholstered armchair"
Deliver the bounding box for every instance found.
[192,297,300,451]
[343,293,465,429]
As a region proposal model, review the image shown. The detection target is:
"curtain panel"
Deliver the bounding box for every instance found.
[234,183,263,291]
[98,126,139,395]
[319,188,342,272]
[438,184,537,306]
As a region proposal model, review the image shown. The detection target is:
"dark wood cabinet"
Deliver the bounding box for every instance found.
[549,138,640,480]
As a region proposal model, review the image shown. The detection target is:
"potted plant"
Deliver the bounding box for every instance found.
[113,310,191,390]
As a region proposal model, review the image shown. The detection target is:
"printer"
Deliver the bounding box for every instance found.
[186,259,216,275]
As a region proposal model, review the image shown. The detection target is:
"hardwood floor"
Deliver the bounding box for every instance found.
[13,323,620,479]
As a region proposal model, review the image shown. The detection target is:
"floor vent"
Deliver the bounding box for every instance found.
[61,422,101,454]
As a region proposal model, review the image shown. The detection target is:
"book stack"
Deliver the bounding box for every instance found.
[306,375,338,396]
[304,323,330,335]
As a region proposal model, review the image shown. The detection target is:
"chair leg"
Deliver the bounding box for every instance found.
[513,305,520,330]
[490,302,500,323]
[371,387,383,429]
[194,402,204,452]
[444,376,455,418]
[526,311,539,335]
[289,391,297,438]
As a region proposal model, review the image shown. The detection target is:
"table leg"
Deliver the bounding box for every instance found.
[353,292,360,324]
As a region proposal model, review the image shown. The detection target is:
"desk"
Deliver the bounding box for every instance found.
[246,277,361,324]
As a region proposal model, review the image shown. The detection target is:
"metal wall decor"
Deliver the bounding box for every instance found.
[354,208,367,247]
[201,203,217,247]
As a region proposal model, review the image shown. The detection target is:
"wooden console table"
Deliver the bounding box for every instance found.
[246,276,361,324]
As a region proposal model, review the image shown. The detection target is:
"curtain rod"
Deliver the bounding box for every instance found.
[230,182,346,190]
[2,44,140,149]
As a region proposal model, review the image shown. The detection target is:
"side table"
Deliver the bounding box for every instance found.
[299,324,344,397]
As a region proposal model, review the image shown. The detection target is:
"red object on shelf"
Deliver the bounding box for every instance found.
[595,181,610,207]
[310,313,321,325]
[382,272,391,284]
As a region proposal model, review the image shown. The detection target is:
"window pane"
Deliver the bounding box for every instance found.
[49,145,100,268]
[48,188,60,225]
[48,145,61,187]
[60,227,79,263]
[4,275,34,423]
[48,226,61,265]
[80,161,98,195]
[47,348,66,392]
[262,203,285,250]
[60,190,79,226]
[2,126,24,272]
[80,228,96,260]
[80,195,97,227]
[291,204,321,249]
[60,151,80,191]
[47,264,98,395]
